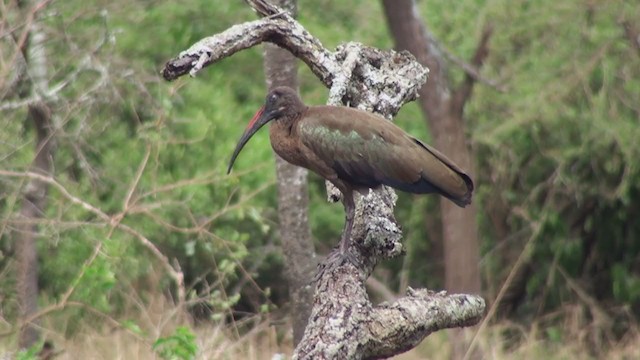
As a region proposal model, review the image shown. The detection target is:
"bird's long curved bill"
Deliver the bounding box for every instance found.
[227,106,270,174]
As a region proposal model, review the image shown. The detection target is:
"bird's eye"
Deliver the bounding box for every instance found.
[269,94,278,102]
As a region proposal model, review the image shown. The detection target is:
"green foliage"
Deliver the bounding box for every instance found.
[612,264,640,304]
[1,0,640,351]
[470,0,640,317]
[122,319,146,336]
[1,0,279,329]
[153,326,198,360]
[15,344,41,360]
[545,326,563,344]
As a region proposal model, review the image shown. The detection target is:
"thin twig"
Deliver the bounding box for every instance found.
[0,0,54,96]
[463,217,544,360]
[453,25,496,110]
[439,28,506,92]
[621,21,640,55]
[123,143,151,211]
[0,170,186,302]
[3,242,102,337]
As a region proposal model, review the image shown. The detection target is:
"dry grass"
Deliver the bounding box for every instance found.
[51,321,288,360]
[2,296,640,359]
[21,323,640,360]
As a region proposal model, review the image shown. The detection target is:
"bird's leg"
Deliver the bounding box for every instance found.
[320,182,360,269]
[315,191,357,280]
[337,189,359,265]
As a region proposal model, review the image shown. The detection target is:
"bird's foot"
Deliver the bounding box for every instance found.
[336,233,361,266]
[314,246,360,282]
[329,246,360,266]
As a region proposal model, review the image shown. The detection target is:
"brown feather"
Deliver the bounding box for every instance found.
[259,87,473,207]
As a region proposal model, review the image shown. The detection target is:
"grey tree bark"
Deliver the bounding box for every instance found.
[263,0,317,346]
[10,11,53,349]
[163,0,485,358]
[381,1,491,358]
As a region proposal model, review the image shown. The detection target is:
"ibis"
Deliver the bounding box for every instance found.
[228,87,473,261]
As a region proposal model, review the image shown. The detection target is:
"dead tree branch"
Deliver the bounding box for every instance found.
[452,25,495,113]
[621,21,640,55]
[0,170,186,303]
[163,2,422,117]
[441,40,505,93]
[162,0,485,358]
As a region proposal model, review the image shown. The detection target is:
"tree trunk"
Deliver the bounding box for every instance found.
[16,103,52,349]
[382,0,481,295]
[263,0,316,345]
[13,17,53,348]
[382,0,486,358]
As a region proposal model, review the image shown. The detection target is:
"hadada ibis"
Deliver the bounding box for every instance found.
[228,86,473,260]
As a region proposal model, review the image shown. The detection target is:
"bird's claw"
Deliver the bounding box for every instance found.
[345,249,360,267]
[314,247,361,282]
[331,247,360,267]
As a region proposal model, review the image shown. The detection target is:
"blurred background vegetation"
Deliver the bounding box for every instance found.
[1,0,639,358]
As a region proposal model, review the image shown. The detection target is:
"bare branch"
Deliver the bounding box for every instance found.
[0,170,186,303]
[463,219,544,360]
[452,25,495,113]
[0,0,54,98]
[0,52,110,111]
[295,264,484,359]
[161,8,425,116]
[123,143,151,210]
[0,95,42,111]
[162,16,335,86]
[69,241,103,287]
[442,45,505,92]
[365,289,485,359]
[621,21,640,55]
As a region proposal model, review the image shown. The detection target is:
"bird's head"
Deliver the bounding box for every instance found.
[227,87,304,174]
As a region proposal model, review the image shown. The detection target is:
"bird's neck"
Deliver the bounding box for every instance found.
[270,107,306,136]
[268,109,307,167]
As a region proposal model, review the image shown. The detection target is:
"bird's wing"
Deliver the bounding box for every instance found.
[299,106,473,205]
[298,107,422,186]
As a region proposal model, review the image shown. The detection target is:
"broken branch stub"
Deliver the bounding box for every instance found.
[162,1,485,358]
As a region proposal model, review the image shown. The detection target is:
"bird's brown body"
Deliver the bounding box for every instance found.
[228,86,474,259]
[268,105,473,207]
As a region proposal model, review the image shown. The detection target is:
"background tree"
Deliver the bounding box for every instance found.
[382,0,484,297]
[262,0,316,346]
[9,1,53,347]
[382,0,489,357]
